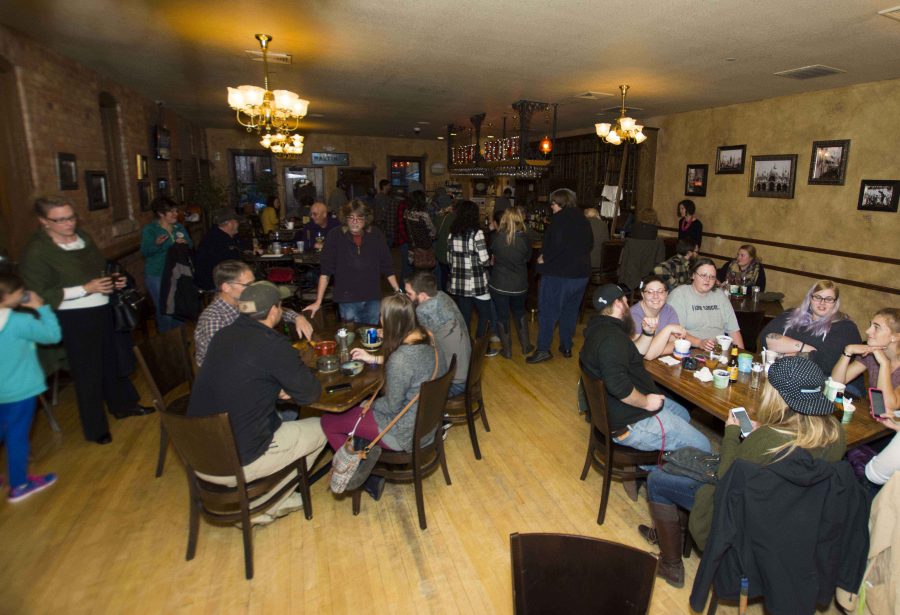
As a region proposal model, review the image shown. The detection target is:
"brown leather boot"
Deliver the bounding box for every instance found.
[496,321,512,359]
[648,502,685,588]
[514,315,534,356]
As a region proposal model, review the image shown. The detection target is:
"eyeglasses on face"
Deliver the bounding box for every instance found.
[346,215,365,222]
[810,294,836,304]
[47,215,77,224]
[642,288,667,296]
[694,273,717,281]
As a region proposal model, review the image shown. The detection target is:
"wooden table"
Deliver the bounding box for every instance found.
[294,337,383,413]
[644,354,888,448]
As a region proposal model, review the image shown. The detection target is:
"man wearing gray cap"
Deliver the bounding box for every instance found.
[194,208,243,290]
[188,281,326,524]
[580,284,710,456]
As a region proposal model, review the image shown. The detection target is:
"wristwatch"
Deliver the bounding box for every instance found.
[641,329,654,337]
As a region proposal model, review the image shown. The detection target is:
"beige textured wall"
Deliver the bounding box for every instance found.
[205,129,447,204]
[649,78,900,325]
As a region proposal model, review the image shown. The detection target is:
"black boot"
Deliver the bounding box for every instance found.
[362,474,386,501]
[647,502,685,588]
[514,315,535,356]
[497,322,512,359]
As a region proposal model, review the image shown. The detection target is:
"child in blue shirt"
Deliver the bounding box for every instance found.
[0,272,62,502]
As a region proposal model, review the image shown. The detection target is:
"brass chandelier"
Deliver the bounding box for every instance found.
[595,85,647,145]
[226,34,308,157]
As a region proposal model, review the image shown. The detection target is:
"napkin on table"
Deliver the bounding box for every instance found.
[693,367,714,382]
[658,355,681,366]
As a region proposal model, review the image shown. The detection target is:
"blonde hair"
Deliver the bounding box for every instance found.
[499,207,526,245]
[755,380,841,460]
[584,207,600,219]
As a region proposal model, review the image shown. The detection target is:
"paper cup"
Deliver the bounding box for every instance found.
[841,400,856,425]
[716,335,733,353]
[824,379,847,402]
[674,339,691,356]
[713,369,730,389]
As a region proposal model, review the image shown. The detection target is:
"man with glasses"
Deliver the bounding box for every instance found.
[194,260,313,366]
[652,239,698,291]
[667,258,744,351]
[304,200,401,325]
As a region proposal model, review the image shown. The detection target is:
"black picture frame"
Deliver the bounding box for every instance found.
[749,154,798,199]
[857,180,899,213]
[715,145,746,174]
[684,164,708,197]
[808,139,850,185]
[138,181,152,211]
[155,126,171,161]
[85,171,109,210]
[58,153,78,190]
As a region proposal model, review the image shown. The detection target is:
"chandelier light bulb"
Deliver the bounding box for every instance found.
[619,117,636,132]
[595,122,611,137]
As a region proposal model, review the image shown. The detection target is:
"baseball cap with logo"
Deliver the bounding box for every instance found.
[238,281,282,316]
[593,284,627,311]
[766,356,835,416]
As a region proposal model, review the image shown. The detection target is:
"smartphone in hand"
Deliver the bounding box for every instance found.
[731,407,754,438]
[869,388,886,418]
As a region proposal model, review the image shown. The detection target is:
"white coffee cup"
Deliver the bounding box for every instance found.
[674,339,691,356]
[824,378,847,402]
[716,335,733,353]
[296,241,305,252]
[286,220,294,230]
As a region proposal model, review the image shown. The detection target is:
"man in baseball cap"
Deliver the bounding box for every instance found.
[194,208,244,290]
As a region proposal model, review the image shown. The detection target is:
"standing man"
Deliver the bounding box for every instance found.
[188,282,326,525]
[580,283,710,453]
[527,188,593,364]
[373,179,394,241]
[194,261,312,366]
[304,199,401,325]
[652,239,698,291]
[327,179,349,216]
[405,271,471,397]
[493,187,513,217]
[194,208,243,291]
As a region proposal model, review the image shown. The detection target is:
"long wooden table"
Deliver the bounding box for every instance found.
[644,354,888,448]
[294,337,383,413]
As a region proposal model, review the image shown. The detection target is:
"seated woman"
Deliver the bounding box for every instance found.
[638,357,845,587]
[320,293,445,500]
[630,274,685,360]
[716,244,766,292]
[832,308,900,486]
[666,258,744,351]
[761,280,862,380]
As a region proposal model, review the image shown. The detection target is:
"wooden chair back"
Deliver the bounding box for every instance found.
[134,327,194,412]
[466,333,490,398]
[414,355,456,451]
[161,412,244,481]
[581,371,613,440]
[599,240,624,276]
[510,532,658,615]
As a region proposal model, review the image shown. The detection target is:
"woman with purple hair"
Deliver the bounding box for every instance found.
[761,279,862,379]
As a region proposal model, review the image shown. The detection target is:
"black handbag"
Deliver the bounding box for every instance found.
[111,288,147,332]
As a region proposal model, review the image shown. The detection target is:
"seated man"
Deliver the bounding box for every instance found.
[188,281,326,525]
[653,239,698,291]
[194,260,313,366]
[300,201,340,250]
[405,270,471,397]
[580,284,711,455]
[194,208,243,291]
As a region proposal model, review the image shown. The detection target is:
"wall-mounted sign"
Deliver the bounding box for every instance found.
[311,152,350,166]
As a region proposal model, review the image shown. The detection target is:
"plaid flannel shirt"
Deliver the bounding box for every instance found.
[448,229,490,297]
[194,296,299,366]
[653,254,693,291]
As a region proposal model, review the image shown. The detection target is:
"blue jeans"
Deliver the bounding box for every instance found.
[536,275,588,352]
[145,273,184,333]
[613,398,711,454]
[448,382,466,397]
[0,397,37,488]
[338,300,381,325]
[453,295,492,337]
[647,469,703,510]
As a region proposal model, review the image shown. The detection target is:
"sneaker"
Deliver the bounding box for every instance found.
[485,345,500,357]
[442,423,452,440]
[272,492,304,518]
[8,473,57,503]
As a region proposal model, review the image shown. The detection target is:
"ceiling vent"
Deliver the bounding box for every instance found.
[878,5,900,21]
[773,64,845,80]
[244,50,293,65]
[574,91,613,100]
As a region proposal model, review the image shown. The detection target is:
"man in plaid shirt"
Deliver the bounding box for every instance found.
[652,239,698,291]
[194,260,313,366]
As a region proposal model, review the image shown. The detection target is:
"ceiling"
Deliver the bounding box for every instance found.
[2,0,900,140]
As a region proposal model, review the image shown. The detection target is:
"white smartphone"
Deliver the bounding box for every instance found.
[731,407,753,438]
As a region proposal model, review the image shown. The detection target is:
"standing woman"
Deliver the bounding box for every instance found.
[141,196,192,333]
[760,280,862,379]
[489,207,533,358]
[21,197,152,445]
[447,200,492,337]
[717,244,766,292]
[677,199,703,249]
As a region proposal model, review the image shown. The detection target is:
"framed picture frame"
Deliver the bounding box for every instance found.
[155,126,171,161]
[57,153,78,190]
[857,179,899,213]
[85,171,109,211]
[808,139,850,185]
[684,164,708,197]
[749,154,798,199]
[138,181,153,211]
[157,177,170,196]
[715,145,746,174]
[136,154,149,180]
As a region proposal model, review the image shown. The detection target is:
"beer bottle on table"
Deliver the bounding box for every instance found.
[728,347,739,385]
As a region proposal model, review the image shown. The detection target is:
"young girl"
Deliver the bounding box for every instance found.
[0,272,62,502]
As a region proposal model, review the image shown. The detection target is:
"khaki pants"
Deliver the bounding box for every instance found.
[198,418,327,515]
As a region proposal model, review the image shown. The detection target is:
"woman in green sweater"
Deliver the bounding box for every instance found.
[140,196,191,332]
[637,356,845,587]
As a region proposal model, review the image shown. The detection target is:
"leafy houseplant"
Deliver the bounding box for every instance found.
[191,178,229,229]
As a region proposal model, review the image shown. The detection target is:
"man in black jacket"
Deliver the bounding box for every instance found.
[527,188,593,363]
[194,209,243,291]
[188,282,325,525]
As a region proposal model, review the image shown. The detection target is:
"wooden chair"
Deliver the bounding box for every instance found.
[735,309,766,352]
[352,356,456,530]
[444,334,491,460]
[510,532,658,615]
[160,411,313,580]
[579,370,660,525]
[134,327,195,477]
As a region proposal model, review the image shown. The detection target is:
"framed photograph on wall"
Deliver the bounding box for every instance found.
[715,145,746,174]
[684,164,708,197]
[749,154,798,199]
[857,180,899,213]
[808,139,850,185]
[138,181,153,211]
[157,177,170,196]
[85,171,109,210]
[154,126,171,161]
[57,153,78,190]
[136,154,149,180]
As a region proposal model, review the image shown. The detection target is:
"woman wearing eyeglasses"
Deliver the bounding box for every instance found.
[760,280,862,377]
[667,258,744,351]
[20,197,151,445]
[630,274,685,360]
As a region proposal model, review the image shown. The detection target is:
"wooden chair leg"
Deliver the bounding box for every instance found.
[579,438,595,480]
[155,423,168,478]
[597,460,613,526]
[351,489,362,516]
[240,504,254,580]
[438,441,452,485]
[413,466,427,530]
[477,396,490,431]
[297,458,313,520]
[39,394,62,433]
[465,402,482,460]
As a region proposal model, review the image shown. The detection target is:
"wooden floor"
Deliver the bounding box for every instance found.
[0,321,845,614]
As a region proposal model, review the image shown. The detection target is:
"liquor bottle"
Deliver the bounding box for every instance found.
[728,347,740,385]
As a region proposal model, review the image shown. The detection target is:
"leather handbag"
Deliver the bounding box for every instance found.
[111,288,147,332]
[411,246,437,269]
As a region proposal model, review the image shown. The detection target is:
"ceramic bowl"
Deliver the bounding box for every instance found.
[361,337,383,350]
[341,360,364,377]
